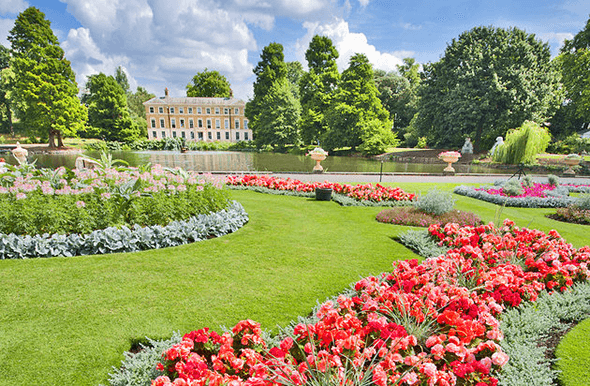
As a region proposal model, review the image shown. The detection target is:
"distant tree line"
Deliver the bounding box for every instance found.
[1,6,589,154]
[0,7,154,146]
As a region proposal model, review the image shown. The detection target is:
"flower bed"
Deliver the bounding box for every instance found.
[0,165,229,235]
[453,184,580,208]
[226,175,416,204]
[148,220,590,386]
[0,201,248,259]
[376,207,482,227]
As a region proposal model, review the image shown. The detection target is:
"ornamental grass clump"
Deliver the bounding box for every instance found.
[501,178,525,197]
[547,174,560,187]
[414,188,455,215]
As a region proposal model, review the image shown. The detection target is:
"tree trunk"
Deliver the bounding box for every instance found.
[48,129,56,148]
[7,107,13,137]
[473,127,483,154]
[56,130,64,148]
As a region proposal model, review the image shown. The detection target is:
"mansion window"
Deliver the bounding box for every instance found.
[206,108,211,114]
[172,131,177,138]
[189,119,194,128]
[149,107,154,113]
[181,131,185,139]
[216,132,221,140]
[152,131,157,138]
[151,119,156,128]
[197,107,202,114]
[171,118,176,128]
[190,132,195,139]
[225,132,230,140]
[234,108,239,115]
[162,131,166,138]
[215,107,220,114]
[208,132,212,140]
[198,132,203,140]
[244,132,249,140]
[206,119,212,129]
[235,132,240,141]
[188,107,193,114]
[198,119,203,128]
[224,119,229,129]
[170,107,175,114]
[179,107,184,114]
[180,119,185,128]
[215,119,220,129]
[158,107,164,114]
[160,118,165,128]
[234,120,240,129]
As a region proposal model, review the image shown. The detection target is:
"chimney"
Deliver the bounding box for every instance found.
[164,87,169,97]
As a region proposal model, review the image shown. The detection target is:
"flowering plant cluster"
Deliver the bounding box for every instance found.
[438,151,462,160]
[152,220,590,386]
[0,164,229,235]
[376,207,482,228]
[473,182,590,199]
[306,147,329,156]
[226,175,416,203]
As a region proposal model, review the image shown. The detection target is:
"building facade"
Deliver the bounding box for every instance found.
[143,89,252,143]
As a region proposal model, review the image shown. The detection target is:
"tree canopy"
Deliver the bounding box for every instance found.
[415,25,561,152]
[82,72,140,142]
[8,6,87,147]
[186,69,232,98]
[557,15,590,126]
[299,35,340,145]
[324,53,396,154]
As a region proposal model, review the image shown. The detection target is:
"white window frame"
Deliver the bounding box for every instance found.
[158,107,164,114]
[160,118,165,128]
[151,119,156,128]
[215,119,220,129]
[171,118,176,128]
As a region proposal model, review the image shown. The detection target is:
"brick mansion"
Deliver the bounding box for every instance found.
[143,89,252,143]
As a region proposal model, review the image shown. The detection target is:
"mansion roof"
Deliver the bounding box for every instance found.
[143,96,245,106]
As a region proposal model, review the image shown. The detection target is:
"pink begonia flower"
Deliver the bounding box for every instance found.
[76,201,86,208]
[492,351,509,366]
[15,192,26,200]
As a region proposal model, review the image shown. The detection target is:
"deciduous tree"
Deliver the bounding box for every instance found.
[82,73,140,142]
[416,26,561,152]
[557,16,590,127]
[186,69,232,98]
[8,6,87,147]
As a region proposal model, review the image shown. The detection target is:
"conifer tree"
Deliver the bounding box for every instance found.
[8,6,87,147]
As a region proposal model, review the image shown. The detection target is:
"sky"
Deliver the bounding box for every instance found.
[0,0,588,101]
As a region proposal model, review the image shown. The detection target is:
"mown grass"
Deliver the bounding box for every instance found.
[0,182,588,385]
[555,318,590,386]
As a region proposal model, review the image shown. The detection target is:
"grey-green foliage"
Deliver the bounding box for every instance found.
[522,175,535,187]
[498,281,590,386]
[0,201,248,259]
[105,332,181,386]
[415,188,455,215]
[575,194,590,210]
[544,186,569,197]
[453,185,577,208]
[502,178,525,196]
[547,174,560,186]
[398,229,448,258]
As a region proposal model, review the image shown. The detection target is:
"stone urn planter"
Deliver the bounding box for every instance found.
[438,151,461,174]
[563,155,581,175]
[315,187,332,201]
[308,147,328,173]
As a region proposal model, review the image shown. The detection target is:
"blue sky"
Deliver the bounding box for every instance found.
[0,0,588,100]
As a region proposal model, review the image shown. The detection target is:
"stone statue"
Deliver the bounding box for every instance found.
[490,136,504,156]
[461,137,473,155]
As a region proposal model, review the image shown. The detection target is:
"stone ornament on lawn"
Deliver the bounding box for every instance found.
[563,154,581,175]
[439,151,461,174]
[307,147,328,173]
[490,136,504,156]
[461,137,473,155]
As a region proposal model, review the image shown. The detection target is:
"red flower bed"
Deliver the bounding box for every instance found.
[226,175,416,203]
[152,220,590,386]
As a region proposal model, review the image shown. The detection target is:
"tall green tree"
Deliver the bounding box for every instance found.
[374,69,415,130]
[82,73,140,142]
[0,45,14,135]
[416,26,561,152]
[253,78,300,149]
[186,69,232,98]
[299,35,340,145]
[286,61,304,100]
[115,66,130,93]
[8,6,87,147]
[126,86,154,139]
[323,54,396,154]
[246,42,300,148]
[556,15,590,127]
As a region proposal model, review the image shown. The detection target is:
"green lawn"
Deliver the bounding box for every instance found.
[0,183,588,385]
[555,318,590,386]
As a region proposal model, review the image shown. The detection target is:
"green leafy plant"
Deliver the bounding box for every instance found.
[414,188,455,215]
[493,121,551,164]
[547,174,560,186]
[502,179,525,196]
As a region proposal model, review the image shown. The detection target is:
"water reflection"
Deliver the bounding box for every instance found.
[28,150,513,174]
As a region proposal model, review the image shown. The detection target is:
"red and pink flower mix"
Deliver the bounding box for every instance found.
[152,220,590,386]
[475,182,590,198]
[226,175,416,203]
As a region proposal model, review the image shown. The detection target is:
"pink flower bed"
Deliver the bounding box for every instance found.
[226,175,416,203]
[152,220,590,386]
[475,182,590,198]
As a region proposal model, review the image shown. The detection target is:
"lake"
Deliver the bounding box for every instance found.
[20,150,513,174]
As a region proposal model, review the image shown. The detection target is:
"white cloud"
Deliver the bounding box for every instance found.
[59,0,260,99]
[0,0,28,15]
[538,32,574,51]
[358,0,369,7]
[296,18,410,73]
[0,18,15,47]
[399,22,422,31]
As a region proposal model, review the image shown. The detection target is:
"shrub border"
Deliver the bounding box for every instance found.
[453,185,578,208]
[0,201,248,259]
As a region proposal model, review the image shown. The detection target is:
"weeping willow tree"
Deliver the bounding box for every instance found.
[493,121,551,164]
